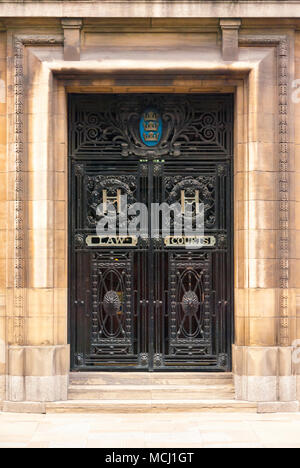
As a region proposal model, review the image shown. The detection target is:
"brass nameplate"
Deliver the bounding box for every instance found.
[86,235,138,247]
[164,235,216,247]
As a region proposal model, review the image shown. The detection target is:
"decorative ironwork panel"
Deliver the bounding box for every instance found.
[69,94,233,159]
[164,175,216,229]
[69,93,233,371]
[169,253,210,354]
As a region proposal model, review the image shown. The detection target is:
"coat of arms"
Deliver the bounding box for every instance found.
[139,109,162,147]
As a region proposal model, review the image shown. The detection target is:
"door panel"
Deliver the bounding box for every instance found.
[69,94,233,371]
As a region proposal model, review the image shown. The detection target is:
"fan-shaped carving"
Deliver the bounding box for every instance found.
[103,290,120,316]
[182,290,199,315]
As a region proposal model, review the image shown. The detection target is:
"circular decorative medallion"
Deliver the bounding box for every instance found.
[182,290,199,315]
[103,290,121,315]
[139,108,162,147]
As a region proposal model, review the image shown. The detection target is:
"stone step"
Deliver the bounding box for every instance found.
[46,399,257,414]
[68,384,235,401]
[69,372,233,387]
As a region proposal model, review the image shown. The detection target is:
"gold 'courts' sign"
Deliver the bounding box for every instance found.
[164,236,217,247]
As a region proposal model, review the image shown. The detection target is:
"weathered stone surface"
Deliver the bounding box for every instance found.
[220,19,241,61]
[0,2,300,19]
[2,401,46,414]
[257,401,300,414]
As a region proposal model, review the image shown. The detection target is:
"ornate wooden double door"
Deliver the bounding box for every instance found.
[69,93,233,371]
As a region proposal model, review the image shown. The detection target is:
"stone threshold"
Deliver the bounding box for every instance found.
[1,399,257,414]
[1,400,299,414]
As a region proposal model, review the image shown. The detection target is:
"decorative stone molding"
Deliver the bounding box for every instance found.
[239,35,290,348]
[220,18,241,61]
[61,18,83,61]
[11,35,64,346]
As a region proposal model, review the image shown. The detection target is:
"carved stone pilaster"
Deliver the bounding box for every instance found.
[11,35,63,346]
[239,35,290,347]
[13,37,26,345]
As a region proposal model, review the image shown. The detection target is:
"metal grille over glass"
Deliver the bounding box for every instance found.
[69,94,234,371]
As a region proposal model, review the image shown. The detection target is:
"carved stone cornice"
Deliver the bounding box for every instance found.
[240,34,290,347]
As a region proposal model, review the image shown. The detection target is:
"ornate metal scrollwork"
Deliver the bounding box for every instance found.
[70,94,233,371]
[218,353,228,368]
[74,163,84,176]
[218,234,227,249]
[74,233,85,248]
[140,163,148,176]
[75,353,84,365]
[153,163,163,176]
[165,175,216,228]
[139,353,149,366]
[153,353,163,367]
[70,94,232,159]
[86,175,137,227]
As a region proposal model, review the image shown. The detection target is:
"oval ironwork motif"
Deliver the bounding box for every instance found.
[139,109,162,147]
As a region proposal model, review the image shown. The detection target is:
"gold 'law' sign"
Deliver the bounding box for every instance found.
[86,235,138,247]
[164,235,216,247]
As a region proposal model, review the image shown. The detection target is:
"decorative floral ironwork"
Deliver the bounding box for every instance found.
[165,175,216,228]
[91,254,132,345]
[182,291,200,315]
[86,175,137,227]
[103,290,121,316]
[174,265,206,340]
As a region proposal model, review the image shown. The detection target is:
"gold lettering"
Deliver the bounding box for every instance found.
[164,236,216,247]
[86,235,138,247]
